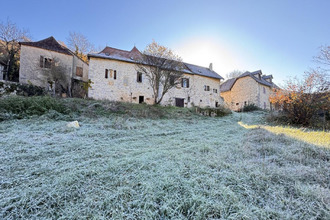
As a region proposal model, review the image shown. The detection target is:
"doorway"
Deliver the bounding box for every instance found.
[139,96,144,103]
[175,98,184,107]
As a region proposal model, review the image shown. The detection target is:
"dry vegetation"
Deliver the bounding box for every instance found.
[0,105,329,219]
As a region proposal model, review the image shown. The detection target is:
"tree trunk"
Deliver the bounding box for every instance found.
[4,59,10,81]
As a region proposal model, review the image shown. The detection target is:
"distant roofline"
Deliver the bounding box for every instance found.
[21,36,89,65]
[88,46,224,80]
[220,70,276,92]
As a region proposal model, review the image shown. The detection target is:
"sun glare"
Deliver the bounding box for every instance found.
[172,37,243,75]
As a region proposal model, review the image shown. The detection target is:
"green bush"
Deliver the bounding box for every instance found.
[238,103,260,112]
[0,96,70,120]
[196,105,232,117]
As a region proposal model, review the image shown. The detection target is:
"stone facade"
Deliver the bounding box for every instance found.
[220,71,276,111]
[19,37,88,97]
[88,57,223,108]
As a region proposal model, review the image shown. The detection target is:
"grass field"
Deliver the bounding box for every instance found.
[0,109,329,219]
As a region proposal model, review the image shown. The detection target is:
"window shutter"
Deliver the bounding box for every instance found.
[187,79,189,88]
[181,78,183,87]
[114,70,117,79]
[105,69,108,78]
[40,56,44,68]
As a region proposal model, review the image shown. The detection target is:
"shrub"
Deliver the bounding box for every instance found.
[238,103,260,112]
[196,105,232,117]
[0,96,70,120]
[269,72,329,127]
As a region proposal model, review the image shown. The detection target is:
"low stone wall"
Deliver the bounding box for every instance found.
[0,80,46,97]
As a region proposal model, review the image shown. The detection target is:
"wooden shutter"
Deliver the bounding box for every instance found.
[76,67,83,77]
[186,79,189,88]
[105,69,108,78]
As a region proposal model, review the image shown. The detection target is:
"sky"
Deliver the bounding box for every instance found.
[1,0,329,85]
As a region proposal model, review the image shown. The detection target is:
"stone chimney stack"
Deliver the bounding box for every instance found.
[209,63,213,71]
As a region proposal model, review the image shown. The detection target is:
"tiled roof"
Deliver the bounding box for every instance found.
[88,46,224,80]
[20,36,72,55]
[220,70,277,92]
[219,78,236,92]
[184,63,224,80]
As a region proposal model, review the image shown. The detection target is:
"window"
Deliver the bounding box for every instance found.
[236,103,239,106]
[215,101,218,107]
[244,101,247,106]
[105,69,108,78]
[204,85,210,91]
[39,56,52,69]
[213,89,217,93]
[187,96,190,102]
[263,87,266,94]
[114,70,117,80]
[137,72,142,82]
[76,67,83,77]
[181,78,189,88]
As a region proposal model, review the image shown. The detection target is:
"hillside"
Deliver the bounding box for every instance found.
[0,102,329,219]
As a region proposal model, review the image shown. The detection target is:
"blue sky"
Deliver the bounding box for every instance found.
[1,0,329,85]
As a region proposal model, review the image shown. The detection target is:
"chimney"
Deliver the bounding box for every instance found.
[209,63,213,71]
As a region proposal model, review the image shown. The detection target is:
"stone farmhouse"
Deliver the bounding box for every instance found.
[19,36,89,97]
[88,46,224,108]
[220,70,278,111]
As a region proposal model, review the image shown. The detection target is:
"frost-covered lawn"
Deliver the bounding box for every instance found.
[1,112,329,219]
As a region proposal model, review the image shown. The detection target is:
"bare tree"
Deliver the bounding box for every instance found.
[314,45,330,67]
[135,40,185,104]
[67,32,93,63]
[0,18,30,81]
[225,70,244,79]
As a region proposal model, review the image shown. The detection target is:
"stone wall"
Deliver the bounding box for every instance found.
[258,84,273,110]
[162,74,222,108]
[0,80,46,97]
[19,45,89,94]
[221,76,274,111]
[19,45,73,89]
[88,57,223,107]
[71,55,89,82]
[88,58,154,104]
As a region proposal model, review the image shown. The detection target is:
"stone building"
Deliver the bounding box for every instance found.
[220,70,277,111]
[88,46,224,107]
[19,36,89,97]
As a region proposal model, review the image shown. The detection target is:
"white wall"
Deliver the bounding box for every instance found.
[89,57,223,107]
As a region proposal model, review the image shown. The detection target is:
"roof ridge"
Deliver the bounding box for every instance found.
[100,46,131,54]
